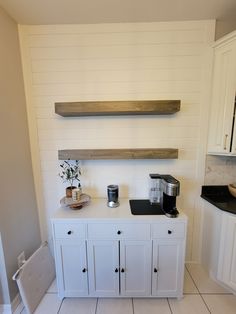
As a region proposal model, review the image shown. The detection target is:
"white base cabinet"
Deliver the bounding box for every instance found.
[202,200,236,294]
[217,214,236,292]
[52,199,187,299]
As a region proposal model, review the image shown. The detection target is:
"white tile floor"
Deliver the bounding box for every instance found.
[15,264,236,314]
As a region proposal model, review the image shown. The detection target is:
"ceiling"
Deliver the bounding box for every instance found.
[0,0,236,25]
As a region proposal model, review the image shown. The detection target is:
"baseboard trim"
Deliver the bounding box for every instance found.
[185,260,200,264]
[0,293,22,314]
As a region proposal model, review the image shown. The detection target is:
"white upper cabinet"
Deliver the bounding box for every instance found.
[207,31,236,155]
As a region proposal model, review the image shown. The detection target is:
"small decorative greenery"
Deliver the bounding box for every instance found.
[59,160,81,188]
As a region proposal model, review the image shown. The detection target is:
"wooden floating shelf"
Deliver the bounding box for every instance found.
[55,100,180,117]
[58,148,178,160]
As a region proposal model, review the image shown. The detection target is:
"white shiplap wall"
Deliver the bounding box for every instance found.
[19,21,215,261]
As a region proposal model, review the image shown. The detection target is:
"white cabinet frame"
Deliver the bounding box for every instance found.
[52,200,187,299]
[207,31,236,155]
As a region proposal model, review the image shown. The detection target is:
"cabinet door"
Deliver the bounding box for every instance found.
[152,240,184,297]
[54,239,88,298]
[208,40,236,154]
[87,240,119,296]
[231,102,236,155]
[217,215,236,291]
[120,240,152,296]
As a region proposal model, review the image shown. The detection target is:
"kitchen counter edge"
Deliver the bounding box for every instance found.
[52,198,187,222]
[201,185,236,215]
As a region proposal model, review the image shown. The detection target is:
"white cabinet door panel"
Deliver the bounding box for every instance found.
[152,240,184,297]
[208,38,236,154]
[55,239,88,298]
[87,240,119,296]
[120,240,152,296]
[232,104,236,155]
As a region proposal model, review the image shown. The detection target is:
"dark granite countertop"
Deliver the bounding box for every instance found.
[201,185,236,215]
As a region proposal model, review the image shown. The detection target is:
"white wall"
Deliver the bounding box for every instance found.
[19,20,215,261]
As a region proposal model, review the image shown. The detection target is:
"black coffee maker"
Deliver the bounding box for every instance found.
[149,174,180,218]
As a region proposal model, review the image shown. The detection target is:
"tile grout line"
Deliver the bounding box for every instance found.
[199,292,232,295]
[185,265,199,293]
[57,297,64,314]
[185,266,211,313]
[199,295,212,314]
[183,292,202,295]
[167,298,173,314]
[95,298,99,314]
[185,266,203,295]
[33,268,233,314]
[185,266,232,295]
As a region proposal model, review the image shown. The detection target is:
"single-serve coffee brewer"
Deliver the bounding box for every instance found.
[149,174,180,218]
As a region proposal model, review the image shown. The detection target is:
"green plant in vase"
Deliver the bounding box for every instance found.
[59,160,81,198]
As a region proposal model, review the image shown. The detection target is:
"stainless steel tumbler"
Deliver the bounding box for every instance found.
[107,185,119,208]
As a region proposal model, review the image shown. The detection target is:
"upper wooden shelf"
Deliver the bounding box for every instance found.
[55,100,180,117]
[58,148,178,160]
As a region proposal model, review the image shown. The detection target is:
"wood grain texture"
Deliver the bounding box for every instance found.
[55,100,180,117]
[58,148,178,160]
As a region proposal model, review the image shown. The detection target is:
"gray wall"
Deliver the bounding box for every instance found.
[0,7,41,303]
[0,233,10,304]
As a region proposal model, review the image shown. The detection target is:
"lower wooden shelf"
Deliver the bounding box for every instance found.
[58,148,178,160]
[55,100,180,117]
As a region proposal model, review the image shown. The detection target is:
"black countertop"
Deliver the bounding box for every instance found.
[201,185,236,215]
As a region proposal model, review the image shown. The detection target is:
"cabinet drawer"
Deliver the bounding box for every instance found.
[53,223,86,239]
[88,223,150,240]
[152,223,185,239]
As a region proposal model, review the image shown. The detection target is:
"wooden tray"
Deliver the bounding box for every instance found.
[60,193,91,209]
